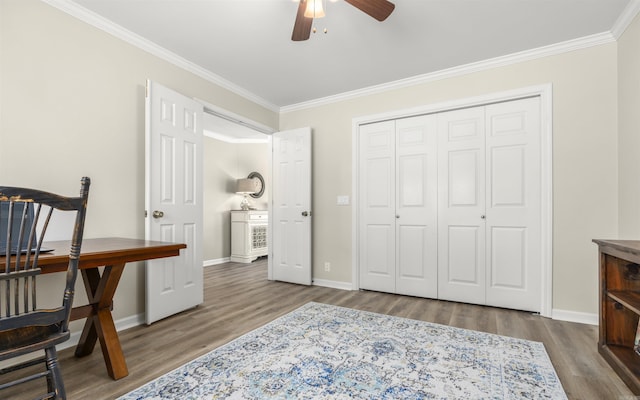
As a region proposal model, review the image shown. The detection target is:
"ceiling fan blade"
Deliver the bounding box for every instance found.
[344,0,395,21]
[292,0,313,41]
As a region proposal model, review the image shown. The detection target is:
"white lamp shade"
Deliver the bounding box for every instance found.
[236,178,256,194]
[304,0,325,18]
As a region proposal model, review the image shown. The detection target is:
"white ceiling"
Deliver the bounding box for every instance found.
[66,0,633,111]
[60,0,634,139]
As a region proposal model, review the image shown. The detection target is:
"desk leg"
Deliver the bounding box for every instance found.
[75,264,129,380]
[75,268,100,356]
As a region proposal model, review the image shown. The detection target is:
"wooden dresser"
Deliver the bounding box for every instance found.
[594,239,640,394]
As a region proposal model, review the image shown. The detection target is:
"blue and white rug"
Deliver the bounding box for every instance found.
[119,302,567,399]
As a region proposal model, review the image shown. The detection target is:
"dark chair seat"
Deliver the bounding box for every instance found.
[0,325,68,360]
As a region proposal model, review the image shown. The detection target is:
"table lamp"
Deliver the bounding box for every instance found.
[236,178,256,210]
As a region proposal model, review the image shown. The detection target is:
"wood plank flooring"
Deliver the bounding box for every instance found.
[3,259,634,399]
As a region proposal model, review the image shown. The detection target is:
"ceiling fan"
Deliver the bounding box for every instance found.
[292,0,395,41]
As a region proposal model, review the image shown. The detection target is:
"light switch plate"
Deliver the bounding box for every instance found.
[337,195,350,205]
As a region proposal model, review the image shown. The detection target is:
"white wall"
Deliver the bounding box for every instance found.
[618,13,640,238]
[2,0,636,322]
[281,43,619,316]
[0,0,278,325]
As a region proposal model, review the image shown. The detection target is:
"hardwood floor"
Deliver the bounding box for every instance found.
[4,259,635,399]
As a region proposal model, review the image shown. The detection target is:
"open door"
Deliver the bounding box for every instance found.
[145,79,204,324]
[269,127,312,285]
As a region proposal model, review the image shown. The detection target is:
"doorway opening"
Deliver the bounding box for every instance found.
[201,108,272,267]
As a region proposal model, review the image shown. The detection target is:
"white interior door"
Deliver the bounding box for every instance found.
[145,79,203,324]
[437,98,542,312]
[270,127,312,285]
[358,121,396,293]
[358,116,438,297]
[395,115,438,298]
[437,107,487,304]
[485,97,541,312]
[356,89,549,314]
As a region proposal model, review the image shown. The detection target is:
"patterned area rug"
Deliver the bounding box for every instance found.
[119,302,567,399]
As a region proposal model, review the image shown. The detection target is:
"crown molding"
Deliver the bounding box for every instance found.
[281,32,616,113]
[41,0,639,116]
[41,0,280,113]
[611,0,640,39]
[203,130,269,144]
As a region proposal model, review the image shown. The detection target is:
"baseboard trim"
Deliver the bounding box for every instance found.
[62,313,145,351]
[551,309,598,326]
[0,313,146,368]
[204,257,230,267]
[312,278,352,291]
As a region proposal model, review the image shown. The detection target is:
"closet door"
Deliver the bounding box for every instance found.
[485,97,541,312]
[395,115,438,298]
[437,107,487,304]
[359,121,396,292]
[437,97,542,311]
[358,116,438,297]
[358,96,543,312]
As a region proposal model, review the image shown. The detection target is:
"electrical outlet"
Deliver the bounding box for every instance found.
[324,262,331,272]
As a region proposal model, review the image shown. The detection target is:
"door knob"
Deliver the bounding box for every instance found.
[302,211,311,217]
[481,215,486,219]
[153,210,164,219]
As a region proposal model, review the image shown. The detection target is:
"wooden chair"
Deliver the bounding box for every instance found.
[0,177,90,400]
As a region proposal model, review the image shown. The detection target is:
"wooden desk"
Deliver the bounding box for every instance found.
[1,237,186,380]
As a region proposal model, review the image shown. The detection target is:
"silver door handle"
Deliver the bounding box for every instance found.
[153,210,164,219]
[481,215,486,219]
[302,211,311,217]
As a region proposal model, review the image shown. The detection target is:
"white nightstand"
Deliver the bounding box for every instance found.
[230,210,268,263]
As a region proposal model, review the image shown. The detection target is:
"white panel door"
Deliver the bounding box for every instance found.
[271,127,312,285]
[395,115,438,298]
[358,116,437,296]
[485,97,541,312]
[145,80,203,324]
[359,121,396,292]
[437,107,486,304]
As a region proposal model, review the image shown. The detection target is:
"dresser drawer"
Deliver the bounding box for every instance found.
[249,213,268,221]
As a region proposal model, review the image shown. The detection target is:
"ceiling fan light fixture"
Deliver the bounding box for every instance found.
[292,0,394,41]
[304,0,325,18]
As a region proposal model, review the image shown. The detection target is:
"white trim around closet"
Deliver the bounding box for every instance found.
[351,84,553,318]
